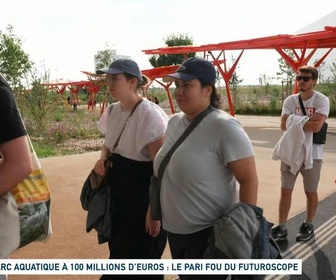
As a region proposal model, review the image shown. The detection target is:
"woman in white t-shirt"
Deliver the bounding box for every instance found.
[93,59,169,280]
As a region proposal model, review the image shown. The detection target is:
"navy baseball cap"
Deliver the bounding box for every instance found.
[96,58,142,81]
[162,57,216,85]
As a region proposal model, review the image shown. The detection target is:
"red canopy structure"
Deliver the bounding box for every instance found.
[81,71,107,111]
[43,80,96,108]
[143,26,336,116]
[142,65,179,113]
[82,66,181,114]
[43,72,106,113]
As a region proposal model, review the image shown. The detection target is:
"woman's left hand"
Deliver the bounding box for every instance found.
[146,206,161,237]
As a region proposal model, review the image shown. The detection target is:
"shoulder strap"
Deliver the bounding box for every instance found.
[157,106,215,181]
[298,95,307,116]
[108,103,115,115]
[112,98,143,151]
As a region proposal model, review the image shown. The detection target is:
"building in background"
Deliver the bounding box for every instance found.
[94,49,130,70]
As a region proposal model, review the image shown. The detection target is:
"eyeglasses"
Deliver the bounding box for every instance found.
[296,76,313,82]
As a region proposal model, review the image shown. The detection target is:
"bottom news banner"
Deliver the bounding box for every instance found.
[0,259,301,275]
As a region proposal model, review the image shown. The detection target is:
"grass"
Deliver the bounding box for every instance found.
[33,143,59,158]
[23,103,105,158]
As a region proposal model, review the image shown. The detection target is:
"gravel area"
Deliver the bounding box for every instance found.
[55,138,104,154]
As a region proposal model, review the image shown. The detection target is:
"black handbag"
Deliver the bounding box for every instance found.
[312,122,328,144]
[80,160,110,211]
[149,106,215,220]
[298,95,328,144]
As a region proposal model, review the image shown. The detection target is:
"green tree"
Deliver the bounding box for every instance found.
[276,49,295,97]
[228,55,243,89]
[227,56,243,105]
[92,43,114,105]
[95,43,113,70]
[315,60,327,82]
[16,64,57,136]
[329,61,336,83]
[321,62,336,114]
[276,49,296,81]
[0,25,33,89]
[149,34,195,67]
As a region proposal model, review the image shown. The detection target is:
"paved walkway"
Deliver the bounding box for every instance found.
[9,115,336,280]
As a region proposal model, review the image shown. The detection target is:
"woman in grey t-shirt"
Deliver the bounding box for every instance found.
[154,58,258,280]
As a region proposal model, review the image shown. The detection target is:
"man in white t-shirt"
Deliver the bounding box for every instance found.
[271,66,330,242]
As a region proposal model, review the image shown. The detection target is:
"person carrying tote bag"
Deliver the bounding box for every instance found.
[0,74,33,279]
[0,74,52,263]
[0,137,52,258]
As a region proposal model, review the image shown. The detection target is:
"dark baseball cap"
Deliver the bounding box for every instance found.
[162,57,216,85]
[96,58,142,80]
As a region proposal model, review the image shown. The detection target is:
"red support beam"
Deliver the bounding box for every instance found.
[143,26,336,114]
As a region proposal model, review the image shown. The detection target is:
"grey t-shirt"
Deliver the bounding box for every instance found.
[154,109,254,234]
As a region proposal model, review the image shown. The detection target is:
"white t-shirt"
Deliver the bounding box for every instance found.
[154,109,255,234]
[98,99,169,161]
[282,91,330,159]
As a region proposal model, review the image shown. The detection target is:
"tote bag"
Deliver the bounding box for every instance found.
[0,137,52,258]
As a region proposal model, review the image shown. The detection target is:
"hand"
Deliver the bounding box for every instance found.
[146,207,161,237]
[310,112,325,121]
[93,159,106,175]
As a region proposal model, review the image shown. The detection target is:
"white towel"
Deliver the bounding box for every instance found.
[272,115,313,174]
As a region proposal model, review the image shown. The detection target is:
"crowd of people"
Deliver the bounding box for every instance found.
[1,58,330,280]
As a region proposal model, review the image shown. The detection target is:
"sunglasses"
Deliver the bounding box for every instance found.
[296,76,312,82]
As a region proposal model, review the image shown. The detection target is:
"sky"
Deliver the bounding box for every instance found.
[1,0,335,85]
